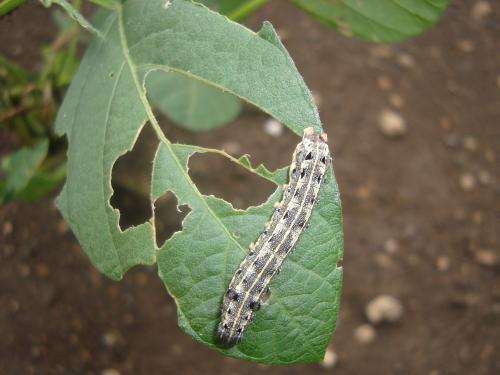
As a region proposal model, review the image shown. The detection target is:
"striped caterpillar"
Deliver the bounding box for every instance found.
[217,127,331,345]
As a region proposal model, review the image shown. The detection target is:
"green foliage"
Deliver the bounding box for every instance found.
[0,0,27,16]
[1,140,47,203]
[290,0,450,43]
[54,0,341,363]
[147,71,242,132]
[0,6,81,204]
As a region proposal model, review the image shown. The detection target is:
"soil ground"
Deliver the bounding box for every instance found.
[1,1,500,374]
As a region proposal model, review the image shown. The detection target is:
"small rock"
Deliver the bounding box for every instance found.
[471,210,483,224]
[443,133,460,148]
[101,369,121,375]
[429,46,442,59]
[459,173,476,191]
[453,207,467,221]
[19,264,30,277]
[3,221,13,236]
[39,284,56,306]
[377,76,392,91]
[3,244,14,257]
[36,263,50,278]
[356,185,372,200]
[170,343,183,356]
[57,220,70,235]
[471,1,492,20]
[475,250,497,267]
[31,346,41,358]
[371,45,393,59]
[436,256,450,271]
[378,109,407,138]
[375,254,394,269]
[135,272,148,286]
[9,299,20,313]
[366,295,403,324]
[383,238,399,254]
[263,118,283,137]
[388,93,404,108]
[276,28,290,41]
[321,347,338,368]
[354,324,376,344]
[396,53,415,68]
[123,313,135,325]
[439,117,452,130]
[102,331,119,348]
[478,170,491,184]
[485,148,496,163]
[462,136,478,151]
[457,39,475,53]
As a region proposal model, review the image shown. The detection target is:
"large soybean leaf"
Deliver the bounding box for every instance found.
[147,70,242,132]
[290,0,450,43]
[55,0,342,364]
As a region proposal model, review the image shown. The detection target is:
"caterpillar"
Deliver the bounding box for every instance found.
[217,127,331,345]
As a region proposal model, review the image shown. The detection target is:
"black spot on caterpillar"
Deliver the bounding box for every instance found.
[217,127,331,346]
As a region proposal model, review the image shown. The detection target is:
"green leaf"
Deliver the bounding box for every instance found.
[147,70,242,132]
[17,162,66,202]
[290,0,450,43]
[153,144,343,364]
[0,0,27,16]
[1,140,48,204]
[55,0,342,364]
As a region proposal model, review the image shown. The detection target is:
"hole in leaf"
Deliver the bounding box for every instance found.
[154,191,190,248]
[188,153,275,209]
[110,124,157,231]
[157,106,298,171]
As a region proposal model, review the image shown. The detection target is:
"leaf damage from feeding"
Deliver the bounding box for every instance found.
[55,0,343,364]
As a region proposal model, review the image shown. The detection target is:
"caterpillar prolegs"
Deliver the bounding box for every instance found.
[217,127,331,345]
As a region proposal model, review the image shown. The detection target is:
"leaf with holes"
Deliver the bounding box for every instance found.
[290,0,450,43]
[55,0,343,364]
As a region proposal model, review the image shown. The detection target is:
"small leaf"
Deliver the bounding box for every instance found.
[290,0,450,43]
[147,70,242,132]
[1,140,48,204]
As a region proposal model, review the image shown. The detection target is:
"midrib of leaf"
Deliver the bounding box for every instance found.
[116,4,247,255]
[142,63,304,137]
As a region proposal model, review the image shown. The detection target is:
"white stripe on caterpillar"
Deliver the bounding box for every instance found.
[218,127,331,345]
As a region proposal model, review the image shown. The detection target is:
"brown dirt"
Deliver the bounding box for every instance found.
[1,1,500,374]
